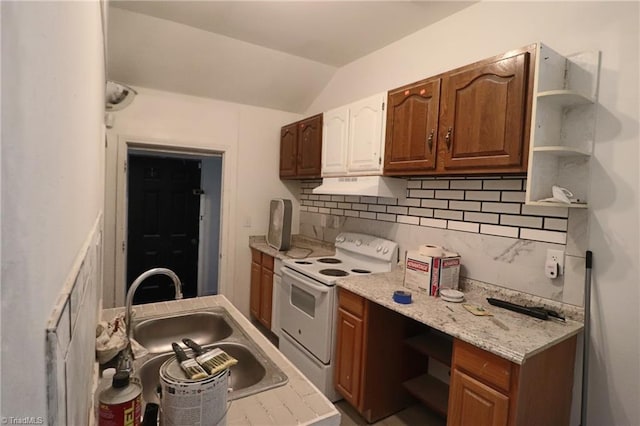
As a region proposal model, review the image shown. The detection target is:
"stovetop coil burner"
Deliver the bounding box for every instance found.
[295,261,312,264]
[319,268,349,277]
[351,269,371,274]
[317,258,342,264]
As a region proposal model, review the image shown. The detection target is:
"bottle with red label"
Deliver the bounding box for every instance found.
[98,371,142,426]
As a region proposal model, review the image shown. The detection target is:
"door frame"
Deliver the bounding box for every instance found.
[114,135,237,307]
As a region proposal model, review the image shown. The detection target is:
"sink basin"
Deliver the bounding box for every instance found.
[131,306,288,404]
[134,311,233,353]
[138,342,269,404]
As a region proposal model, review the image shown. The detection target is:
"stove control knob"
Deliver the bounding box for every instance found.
[355,239,362,247]
[382,247,389,254]
[376,245,383,252]
[336,236,345,243]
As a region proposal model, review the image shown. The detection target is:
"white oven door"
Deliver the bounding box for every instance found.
[280,267,335,364]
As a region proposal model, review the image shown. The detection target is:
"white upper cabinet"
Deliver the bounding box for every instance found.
[525,43,600,208]
[347,93,387,174]
[321,92,387,176]
[322,106,350,176]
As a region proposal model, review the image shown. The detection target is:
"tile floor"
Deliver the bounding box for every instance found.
[335,400,445,426]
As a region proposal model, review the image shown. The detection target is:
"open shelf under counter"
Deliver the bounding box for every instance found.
[403,374,449,418]
[405,332,453,367]
[532,145,591,157]
[536,89,595,107]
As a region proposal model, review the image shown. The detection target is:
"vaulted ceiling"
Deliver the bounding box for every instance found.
[107,1,474,112]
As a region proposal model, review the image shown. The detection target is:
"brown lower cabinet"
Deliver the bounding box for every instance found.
[335,289,578,425]
[250,249,273,329]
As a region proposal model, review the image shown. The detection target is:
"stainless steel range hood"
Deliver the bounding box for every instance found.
[312,176,406,198]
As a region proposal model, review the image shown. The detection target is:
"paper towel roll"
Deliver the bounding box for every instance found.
[418,245,446,257]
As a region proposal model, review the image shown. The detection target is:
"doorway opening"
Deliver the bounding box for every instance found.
[126,149,223,304]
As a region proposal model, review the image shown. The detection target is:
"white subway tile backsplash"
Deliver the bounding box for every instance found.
[298,178,568,244]
[544,218,568,231]
[480,224,519,238]
[377,213,397,222]
[309,194,320,200]
[359,211,376,219]
[421,199,449,209]
[319,195,332,201]
[387,206,409,215]
[448,221,480,233]
[465,191,501,201]
[377,197,398,205]
[483,179,523,190]
[501,191,526,203]
[521,204,569,218]
[449,200,482,211]
[409,189,434,198]
[408,207,434,217]
[399,198,421,207]
[500,214,543,228]
[422,180,450,189]
[482,202,521,214]
[420,217,448,228]
[464,211,499,224]
[450,180,482,190]
[368,204,387,213]
[435,190,464,200]
[435,210,463,220]
[398,216,420,225]
[520,228,567,244]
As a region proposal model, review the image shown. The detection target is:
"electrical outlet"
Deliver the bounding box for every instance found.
[546,249,565,276]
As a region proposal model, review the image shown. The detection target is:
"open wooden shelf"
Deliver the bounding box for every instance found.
[405,332,453,366]
[532,146,591,157]
[403,374,449,418]
[537,89,595,107]
[527,200,588,208]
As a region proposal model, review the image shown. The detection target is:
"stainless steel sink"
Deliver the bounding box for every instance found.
[132,306,288,403]
[134,311,233,354]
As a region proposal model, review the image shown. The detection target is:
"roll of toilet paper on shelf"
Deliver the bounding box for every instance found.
[418,245,446,257]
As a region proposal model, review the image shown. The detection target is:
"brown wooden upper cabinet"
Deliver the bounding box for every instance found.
[279,114,323,179]
[384,45,535,176]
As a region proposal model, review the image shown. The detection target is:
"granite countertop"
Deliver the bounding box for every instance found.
[336,268,584,364]
[100,296,340,426]
[249,235,335,260]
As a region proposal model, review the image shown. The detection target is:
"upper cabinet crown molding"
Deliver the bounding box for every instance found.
[321,92,388,177]
[384,45,537,176]
[525,43,601,208]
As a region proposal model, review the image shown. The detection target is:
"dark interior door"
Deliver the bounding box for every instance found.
[127,154,201,304]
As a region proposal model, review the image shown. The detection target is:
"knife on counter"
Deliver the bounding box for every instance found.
[486,298,565,321]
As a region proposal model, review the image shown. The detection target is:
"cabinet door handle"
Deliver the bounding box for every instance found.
[445,127,453,151]
[427,130,434,152]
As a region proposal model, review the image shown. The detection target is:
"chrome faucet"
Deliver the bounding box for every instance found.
[118,267,183,373]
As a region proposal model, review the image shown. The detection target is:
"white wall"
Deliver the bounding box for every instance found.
[306,2,640,425]
[1,1,105,421]
[105,87,301,316]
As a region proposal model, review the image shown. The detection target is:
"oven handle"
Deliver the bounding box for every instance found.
[283,268,331,295]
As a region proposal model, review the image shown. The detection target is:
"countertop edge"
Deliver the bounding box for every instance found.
[335,271,584,365]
